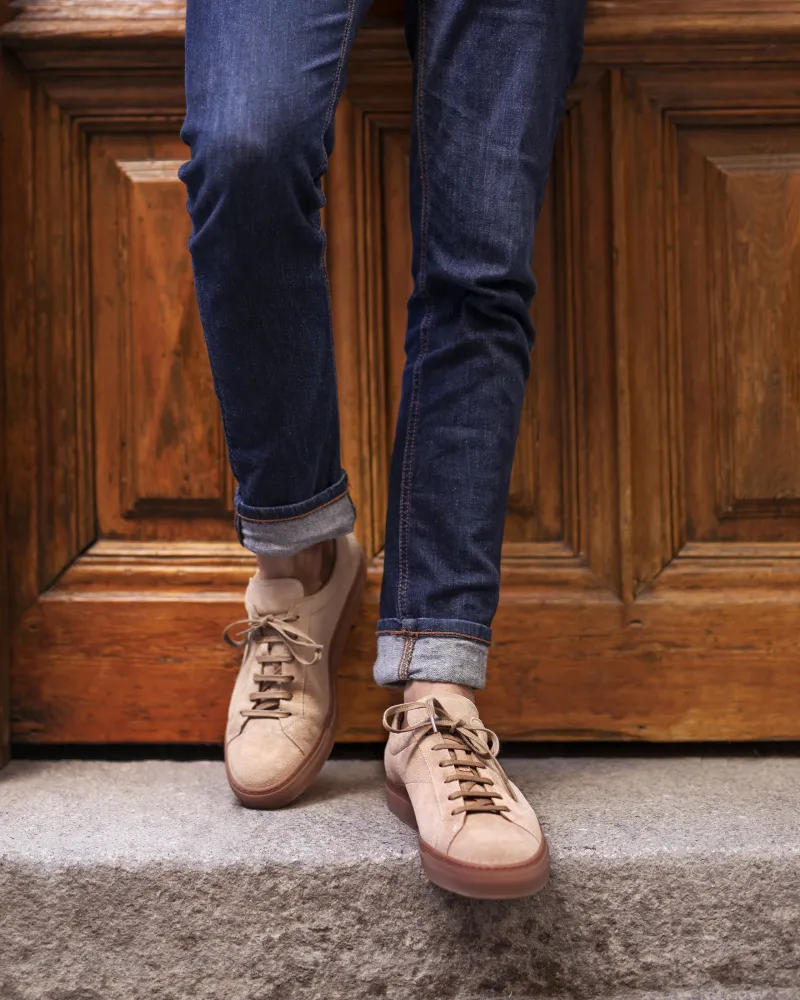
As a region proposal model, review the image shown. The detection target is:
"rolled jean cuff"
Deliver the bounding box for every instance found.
[234,473,355,557]
[373,618,491,690]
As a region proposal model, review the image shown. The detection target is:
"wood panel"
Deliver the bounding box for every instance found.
[4,1,800,745]
[334,104,577,555]
[12,542,800,743]
[619,65,800,586]
[1,0,36,766]
[0,322,7,763]
[90,133,235,534]
[0,411,7,764]
[679,126,800,536]
[0,0,12,766]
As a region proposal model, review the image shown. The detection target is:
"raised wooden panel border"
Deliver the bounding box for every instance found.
[0,51,9,764]
[613,66,800,597]
[616,65,800,580]
[0,427,7,764]
[12,539,800,743]
[0,324,8,761]
[332,64,623,587]
[678,126,800,534]
[90,136,236,535]
[10,542,385,742]
[7,0,800,61]
[0,0,13,768]
[351,110,576,552]
[113,155,233,519]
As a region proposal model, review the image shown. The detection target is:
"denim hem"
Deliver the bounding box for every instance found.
[235,474,355,557]
[376,617,492,645]
[373,634,488,690]
[235,472,351,522]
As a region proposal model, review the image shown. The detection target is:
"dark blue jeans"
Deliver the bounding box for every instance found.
[180,0,585,689]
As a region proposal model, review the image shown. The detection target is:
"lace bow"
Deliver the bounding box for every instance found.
[223,613,322,666]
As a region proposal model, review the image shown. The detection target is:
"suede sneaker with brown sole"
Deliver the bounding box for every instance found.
[383,695,549,899]
[223,532,366,809]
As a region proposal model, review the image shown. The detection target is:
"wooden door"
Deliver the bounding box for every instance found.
[3,0,800,746]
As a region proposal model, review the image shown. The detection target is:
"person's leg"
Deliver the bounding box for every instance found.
[180,0,375,558]
[376,0,585,692]
[180,0,370,807]
[378,0,586,897]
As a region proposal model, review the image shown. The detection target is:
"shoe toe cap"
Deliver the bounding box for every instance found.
[448,816,542,867]
[225,726,304,793]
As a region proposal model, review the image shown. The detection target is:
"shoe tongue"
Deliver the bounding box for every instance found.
[245,577,305,617]
[434,694,482,726]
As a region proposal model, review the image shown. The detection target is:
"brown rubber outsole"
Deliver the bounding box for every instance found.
[225,551,367,810]
[385,777,550,900]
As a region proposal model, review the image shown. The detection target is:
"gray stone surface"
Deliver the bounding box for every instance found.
[1,757,799,1000]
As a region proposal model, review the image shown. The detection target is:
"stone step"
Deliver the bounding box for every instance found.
[1,756,798,1000]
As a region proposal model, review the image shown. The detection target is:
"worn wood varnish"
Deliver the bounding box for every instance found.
[3,1,800,744]
[0,0,20,766]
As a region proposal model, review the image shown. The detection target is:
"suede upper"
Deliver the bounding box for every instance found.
[225,532,363,793]
[384,695,544,866]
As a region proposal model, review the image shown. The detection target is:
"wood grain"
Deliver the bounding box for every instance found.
[680,128,800,532]
[90,134,236,534]
[6,0,800,55]
[338,102,574,554]
[11,541,800,742]
[0,0,12,766]
[0,307,7,763]
[4,3,800,746]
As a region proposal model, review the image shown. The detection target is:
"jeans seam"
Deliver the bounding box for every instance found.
[237,485,350,524]
[378,629,491,646]
[397,0,431,620]
[322,0,357,140]
[315,0,357,498]
[398,636,415,682]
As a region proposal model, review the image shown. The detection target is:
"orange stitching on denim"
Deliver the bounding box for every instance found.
[376,629,491,646]
[316,0,357,461]
[398,636,415,682]
[322,0,357,139]
[397,0,431,620]
[237,486,350,525]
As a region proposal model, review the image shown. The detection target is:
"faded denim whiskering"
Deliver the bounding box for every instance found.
[180,0,586,688]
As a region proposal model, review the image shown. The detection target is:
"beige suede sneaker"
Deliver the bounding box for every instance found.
[383,695,549,899]
[223,532,365,808]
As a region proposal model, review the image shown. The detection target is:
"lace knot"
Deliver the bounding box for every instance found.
[223,612,322,665]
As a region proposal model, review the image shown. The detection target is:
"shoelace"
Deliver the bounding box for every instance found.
[383,698,517,816]
[223,613,323,720]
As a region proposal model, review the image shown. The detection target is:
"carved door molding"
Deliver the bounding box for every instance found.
[3,1,800,745]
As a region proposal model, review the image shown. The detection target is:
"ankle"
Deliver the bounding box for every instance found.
[404,680,475,704]
[256,539,335,597]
